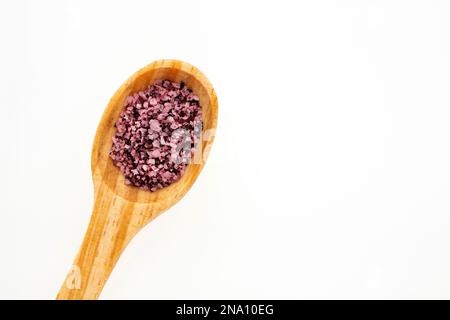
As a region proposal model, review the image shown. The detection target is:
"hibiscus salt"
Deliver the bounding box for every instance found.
[109,80,202,191]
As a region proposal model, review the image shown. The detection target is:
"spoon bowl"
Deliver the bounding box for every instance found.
[57,59,218,300]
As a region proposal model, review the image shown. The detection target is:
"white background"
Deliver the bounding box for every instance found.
[1,0,450,299]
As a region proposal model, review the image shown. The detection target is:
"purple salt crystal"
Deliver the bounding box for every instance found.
[109,80,202,192]
[149,119,161,132]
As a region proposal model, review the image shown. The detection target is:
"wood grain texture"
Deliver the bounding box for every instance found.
[56,60,218,300]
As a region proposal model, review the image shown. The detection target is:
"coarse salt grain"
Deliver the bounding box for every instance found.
[109,80,202,191]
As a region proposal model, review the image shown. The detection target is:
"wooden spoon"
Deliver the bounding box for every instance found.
[56,59,218,300]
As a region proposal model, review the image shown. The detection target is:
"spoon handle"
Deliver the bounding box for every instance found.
[57,187,139,300]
